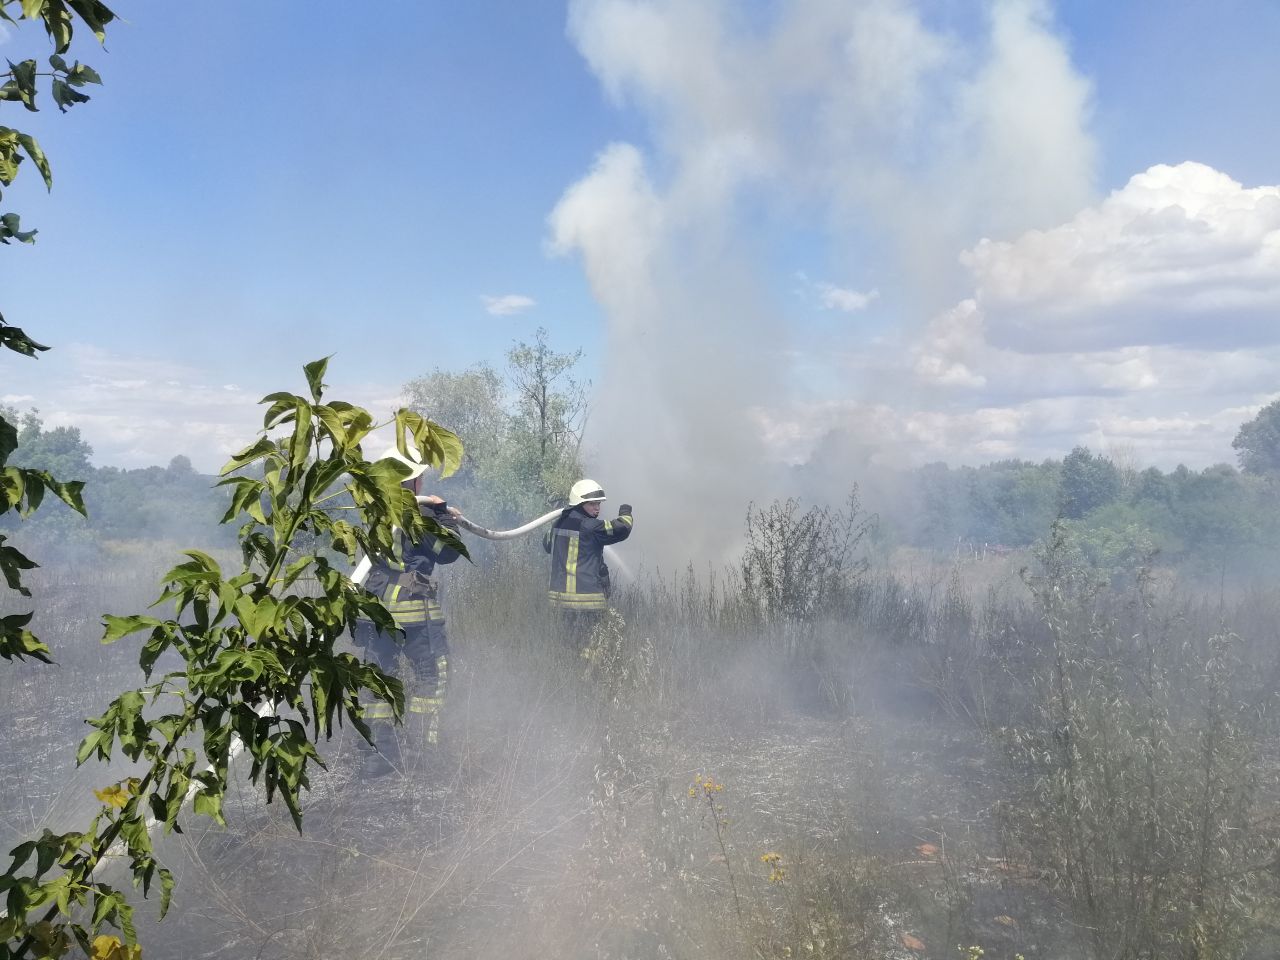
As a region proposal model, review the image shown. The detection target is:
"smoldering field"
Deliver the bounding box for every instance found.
[5,521,1280,960]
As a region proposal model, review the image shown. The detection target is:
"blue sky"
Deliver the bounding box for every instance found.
[3,0,1279,478]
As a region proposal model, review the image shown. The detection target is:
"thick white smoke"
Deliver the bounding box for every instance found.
[551,0,1099,567]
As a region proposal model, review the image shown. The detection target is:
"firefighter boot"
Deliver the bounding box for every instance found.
[357,699,401,779]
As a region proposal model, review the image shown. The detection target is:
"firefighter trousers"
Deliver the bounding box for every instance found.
[352,616,450,769]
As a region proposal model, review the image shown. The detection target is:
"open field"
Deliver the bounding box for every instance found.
[5,540,1280,960]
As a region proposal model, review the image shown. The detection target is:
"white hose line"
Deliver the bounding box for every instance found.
[349,506,559,583]
[450,507,562,541]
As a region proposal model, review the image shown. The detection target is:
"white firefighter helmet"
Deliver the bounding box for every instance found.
[568,478,607,506]
[378,446,429,480]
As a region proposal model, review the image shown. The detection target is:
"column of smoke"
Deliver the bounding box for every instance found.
[552,0,1097,569]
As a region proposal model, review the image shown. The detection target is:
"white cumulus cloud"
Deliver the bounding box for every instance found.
[886,162,1280,467]
[965,162,1280,353]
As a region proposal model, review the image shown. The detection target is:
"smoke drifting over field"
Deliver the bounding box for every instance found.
[552,0,1097,566]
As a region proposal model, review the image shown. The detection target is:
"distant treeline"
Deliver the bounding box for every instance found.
[889,448,1278,571]
[5,393,1279,575]
[0,409,233,549]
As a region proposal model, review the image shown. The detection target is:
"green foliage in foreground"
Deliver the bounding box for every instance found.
[1,0,115,665]
[0,411,86,662]
[0,359,467,959]
[1,0,113,354]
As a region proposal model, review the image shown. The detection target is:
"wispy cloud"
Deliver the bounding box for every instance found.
[817,283,880,313]
[480,293,536,316]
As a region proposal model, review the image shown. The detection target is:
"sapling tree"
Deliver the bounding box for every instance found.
[0,359,466,958]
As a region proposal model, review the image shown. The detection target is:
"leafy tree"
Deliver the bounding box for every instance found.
[507,326,587,465]
[403,364,506,480]
[7,408,94,476]
[1060,446,1122,520]
[997,460,1063,543]
[166,455,193,476]
[913,462,960,549]
[1232,398,1280,475]
[0,359,466,958]
[403,329,588,525]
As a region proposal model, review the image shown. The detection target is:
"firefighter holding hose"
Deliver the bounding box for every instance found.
[543,479,634,646]
[353,447,463,777]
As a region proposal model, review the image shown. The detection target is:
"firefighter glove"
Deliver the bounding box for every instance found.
[406,571,437,595]
[617,503,632,517]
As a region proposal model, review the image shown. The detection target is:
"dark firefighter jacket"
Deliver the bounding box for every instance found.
[365,503,461,626]
[543,504,633,611]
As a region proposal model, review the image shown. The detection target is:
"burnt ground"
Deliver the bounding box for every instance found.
[7,565,1254,960]
[89,668,1086,960]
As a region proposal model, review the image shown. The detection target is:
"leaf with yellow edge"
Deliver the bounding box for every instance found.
[93,783,130,809]
[91,935,141,960]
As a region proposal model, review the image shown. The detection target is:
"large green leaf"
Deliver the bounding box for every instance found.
[67,61,102,85]
[220,437,275,475]
[66,0,117,44]
[17,133,51,189]
[0,538,38,595]
[0,414,17,463]
[51,77,91,111]
[303,356,329,404]
[0,319,51,356]
[8,58,38,111]
[0,611,49,663]
[101,615,164,644]
[0,211,37,243]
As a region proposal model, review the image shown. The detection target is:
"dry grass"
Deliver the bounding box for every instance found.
[4,542,1280,960]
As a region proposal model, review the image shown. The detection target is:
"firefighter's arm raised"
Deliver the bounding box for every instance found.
[584,503,633,544]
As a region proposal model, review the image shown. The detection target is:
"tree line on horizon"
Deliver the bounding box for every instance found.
[6,363,1279,576]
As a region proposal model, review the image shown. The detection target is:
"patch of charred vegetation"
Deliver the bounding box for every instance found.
[6,502,1280,960]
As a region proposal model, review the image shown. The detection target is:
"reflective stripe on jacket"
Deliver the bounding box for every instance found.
[543,505,633,609]
[364,504,461,619]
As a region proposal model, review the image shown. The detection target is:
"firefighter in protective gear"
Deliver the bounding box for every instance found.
[353,447,462,776]
[543,479,633,644]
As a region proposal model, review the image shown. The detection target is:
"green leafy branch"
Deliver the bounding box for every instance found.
[1,359,466,958]
[1,0,114,670]
[1,0,115,358]
[0,412,86,663]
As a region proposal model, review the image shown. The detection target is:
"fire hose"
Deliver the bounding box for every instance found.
[350,503,562,585]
